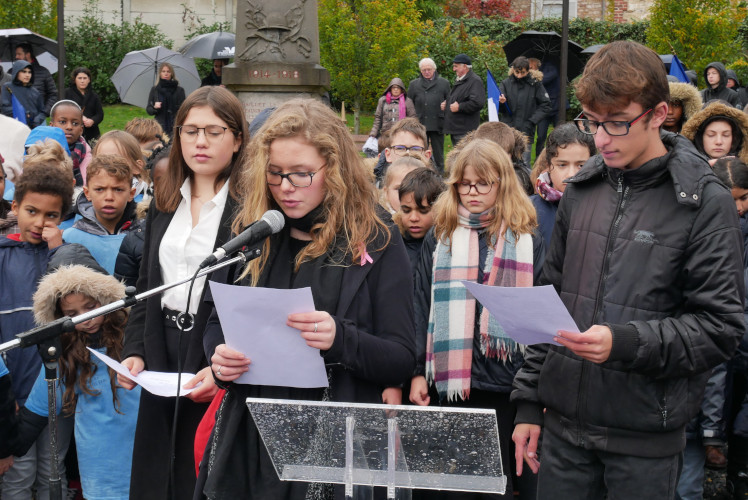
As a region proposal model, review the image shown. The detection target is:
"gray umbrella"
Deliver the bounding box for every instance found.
[110,46,200,108]
[179,31,235,60]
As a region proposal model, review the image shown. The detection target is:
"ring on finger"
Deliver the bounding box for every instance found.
[314,322,318,333]
[216,365,222,376]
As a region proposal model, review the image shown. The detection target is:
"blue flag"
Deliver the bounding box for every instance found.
[10,93,26,124]
[487,69,510,120]
[669,55,689,84]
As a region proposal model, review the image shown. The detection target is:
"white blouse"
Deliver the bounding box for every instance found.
[159,178,229,313]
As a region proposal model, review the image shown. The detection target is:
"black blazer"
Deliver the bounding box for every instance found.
[122,195,238,373]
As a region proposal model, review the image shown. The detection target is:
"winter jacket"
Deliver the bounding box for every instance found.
[511,132,745,458]
[530,194,557,248]
[62,192,141,273]
[701,62,740,108]
[369,77,417,138]
[499,68,552,138]
[0,235,59,405]
[681,101,748,164]
[201,69,221,87]
[668,82,703,134]
[540,62,560,114]
[1,60,46,128]
[146,80,186,135]
[408,72,451,132]
[443,69,486,136]
[0,66,10,87]
[414,227,545,393]
[64,86,105,142]
[30,61,57,116]
[113,200,149,287]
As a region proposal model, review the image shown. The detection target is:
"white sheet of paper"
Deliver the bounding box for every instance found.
[209,282,329,388]
[461,282,578,345]
[87,347,199,397]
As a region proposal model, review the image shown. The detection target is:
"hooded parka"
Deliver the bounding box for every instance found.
[702,62,740,107]
[369,77,416,138]
[499,68,552,139]
[1,60,45,128]
[681,100,748,164]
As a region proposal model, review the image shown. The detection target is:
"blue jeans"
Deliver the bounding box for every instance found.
[675,437,705,500]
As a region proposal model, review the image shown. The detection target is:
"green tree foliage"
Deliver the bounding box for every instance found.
[319,0,421,133]
[647,0,746,78]
[65,1,172,105]
[0,0,57,39]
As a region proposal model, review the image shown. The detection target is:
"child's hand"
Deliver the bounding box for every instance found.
[409,376,430,406]
[117,356,144,390]
[382,387,402,405]
[0,455,14,474]
[42,221,63,249]
[184,367,218,403]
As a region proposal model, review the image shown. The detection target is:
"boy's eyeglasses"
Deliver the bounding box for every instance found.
[574,108,652,137]
[178,125,229,143]
[391,145,425,156]
[266,168,324,188]
[457,181,495,195]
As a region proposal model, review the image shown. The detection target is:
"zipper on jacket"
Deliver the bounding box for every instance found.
[575,173,630,441]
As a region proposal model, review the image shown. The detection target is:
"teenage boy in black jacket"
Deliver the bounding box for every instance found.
[511,41,745,499]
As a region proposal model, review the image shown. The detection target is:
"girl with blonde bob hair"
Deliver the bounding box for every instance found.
[410,138,544,498]
[197,98,417,499]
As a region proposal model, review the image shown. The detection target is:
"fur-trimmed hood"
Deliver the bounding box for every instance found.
[509,67,544,83]
[669,82,703,125]
[33,264,126,325]
[681,101,748,163]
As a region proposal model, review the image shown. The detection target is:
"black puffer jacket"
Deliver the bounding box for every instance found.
[701,62,740,107]
[443,70,486,135]
[512,132,745,457]
[499,69,552,138]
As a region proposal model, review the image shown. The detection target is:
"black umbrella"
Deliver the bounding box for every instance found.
[0,28,58,62]
[581,44,605,55]
[178,31,235,60]
[503,31,585,80]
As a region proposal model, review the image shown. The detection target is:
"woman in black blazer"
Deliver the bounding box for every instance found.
[64,67,104,142]
[118,86,247,500]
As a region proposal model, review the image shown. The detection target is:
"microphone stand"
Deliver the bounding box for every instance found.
[0,247,262,500]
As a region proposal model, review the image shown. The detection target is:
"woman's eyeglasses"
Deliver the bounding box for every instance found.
[178,125,229,143]
[266,169,323,188]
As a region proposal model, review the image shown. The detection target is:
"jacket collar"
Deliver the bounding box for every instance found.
[568,130,716,208]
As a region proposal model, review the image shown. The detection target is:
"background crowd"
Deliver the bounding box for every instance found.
[0,37,747,500]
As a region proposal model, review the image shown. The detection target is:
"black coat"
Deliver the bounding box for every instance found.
[196,222,416,499]
[30,62,57,116]
[512,132,745,457]
[408,73,451,132]
[64,87,104,141]
[113,218,145,287]
[146,82,186,135]
[499,72,552,138]
[443,70,486,135]
[701,62,740,107]
[122,195,238,500]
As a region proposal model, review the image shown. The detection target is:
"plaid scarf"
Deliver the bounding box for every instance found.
[425,204,534,402]
[69,136,89,187]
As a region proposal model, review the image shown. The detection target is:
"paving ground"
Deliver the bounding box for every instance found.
[705,468,732,499]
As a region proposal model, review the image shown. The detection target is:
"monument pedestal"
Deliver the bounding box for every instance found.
[224,63,330,122]
[225,0,330,123]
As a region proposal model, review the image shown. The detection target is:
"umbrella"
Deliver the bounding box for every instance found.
[110,46,200,108]
[179,31,235,60]
[0,28,58,63]
[1,51,58,74]
[503,31,586,80]
[581,44,605,55]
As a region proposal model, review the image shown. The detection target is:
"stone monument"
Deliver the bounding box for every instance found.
[223,0,330,122]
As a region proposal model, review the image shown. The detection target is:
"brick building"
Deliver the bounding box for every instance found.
[511,0,651,22]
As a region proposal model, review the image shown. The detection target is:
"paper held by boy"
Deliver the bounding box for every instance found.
[460,282,577,345]
[87,348,200,397]
[208,282,329,389]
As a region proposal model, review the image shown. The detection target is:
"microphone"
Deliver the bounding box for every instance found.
[198,210,284,269]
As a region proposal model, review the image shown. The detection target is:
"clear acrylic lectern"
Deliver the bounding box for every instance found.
[246,398,506,499]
